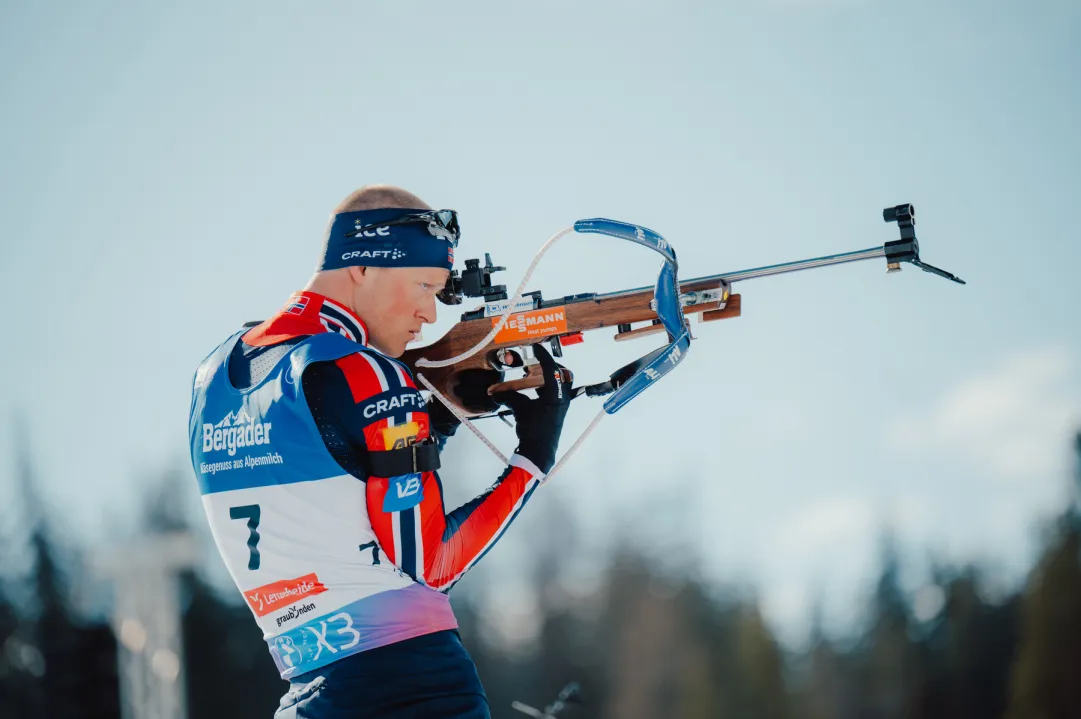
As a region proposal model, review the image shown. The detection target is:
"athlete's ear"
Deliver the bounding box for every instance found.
[347,266,370,285]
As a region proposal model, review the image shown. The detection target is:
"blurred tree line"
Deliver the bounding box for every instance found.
[1,433,1079,719]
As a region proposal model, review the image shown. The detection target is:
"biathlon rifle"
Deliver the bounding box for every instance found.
[401,203,964,418]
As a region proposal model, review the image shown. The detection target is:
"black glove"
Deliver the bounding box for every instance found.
[425,371,504,441]
[425,396,461,440]
[491,343,574,474]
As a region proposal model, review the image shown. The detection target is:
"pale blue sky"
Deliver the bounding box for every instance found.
[2,0,1079,640]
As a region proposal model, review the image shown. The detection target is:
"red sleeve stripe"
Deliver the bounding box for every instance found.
[389,413,424,582]
[405,411,425,583]
[335,352,385,402]
[357,351,391,392]
[388,360,416,389]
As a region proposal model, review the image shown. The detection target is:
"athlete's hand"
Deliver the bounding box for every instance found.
[426,370,507,441]
[491,343,574,474]
[426,396,461,440]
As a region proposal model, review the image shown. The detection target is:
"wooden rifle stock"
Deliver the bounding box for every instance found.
[400,277,741,415]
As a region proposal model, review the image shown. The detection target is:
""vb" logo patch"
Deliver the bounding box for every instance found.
[382,473,424,512]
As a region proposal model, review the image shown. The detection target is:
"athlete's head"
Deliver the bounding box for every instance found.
[306,185,453,358]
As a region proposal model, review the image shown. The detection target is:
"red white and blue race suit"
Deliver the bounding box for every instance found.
[188,292,543,713]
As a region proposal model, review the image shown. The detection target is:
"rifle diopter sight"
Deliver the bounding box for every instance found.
[437,253,509,305]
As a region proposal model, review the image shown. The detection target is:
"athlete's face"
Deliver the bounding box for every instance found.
[352,266,449,357]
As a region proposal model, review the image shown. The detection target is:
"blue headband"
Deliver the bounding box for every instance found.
[319,209,455,272]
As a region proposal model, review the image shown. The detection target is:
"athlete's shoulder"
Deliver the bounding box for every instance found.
[191,326,250,389]
[332,347,418,403]
[243,292,369,348]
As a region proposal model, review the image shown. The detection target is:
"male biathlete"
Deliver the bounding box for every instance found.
[188,185,573,718]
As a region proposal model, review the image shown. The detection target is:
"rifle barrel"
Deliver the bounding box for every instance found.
[596,245,885,299]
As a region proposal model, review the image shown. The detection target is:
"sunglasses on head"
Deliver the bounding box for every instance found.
[347,209,460,247]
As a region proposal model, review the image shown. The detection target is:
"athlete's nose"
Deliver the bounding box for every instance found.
[417,296,436,325]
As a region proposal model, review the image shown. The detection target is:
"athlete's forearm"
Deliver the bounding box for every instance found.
[365,453,543,591]
[425,454,542,590]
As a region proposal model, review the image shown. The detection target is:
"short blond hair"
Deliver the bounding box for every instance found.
[333,185,431,213]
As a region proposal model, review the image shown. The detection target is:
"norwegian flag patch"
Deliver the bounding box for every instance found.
[285,296,309,315]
